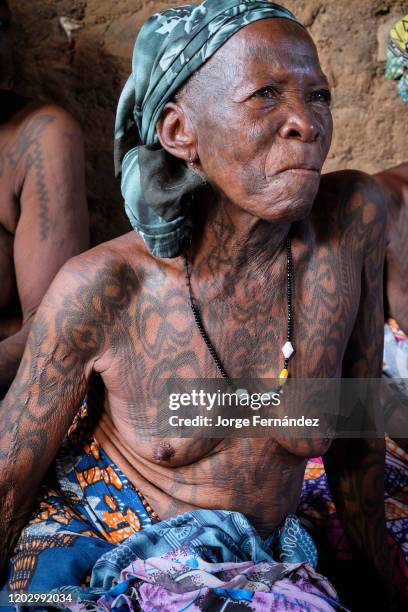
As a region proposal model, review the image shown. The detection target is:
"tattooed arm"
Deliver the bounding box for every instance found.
[0,106,89,391]
[323,174,394,607]
[0,254,103,575]
[0,248,139,575]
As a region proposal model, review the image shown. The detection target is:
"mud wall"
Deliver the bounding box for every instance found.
[8,0,408,244]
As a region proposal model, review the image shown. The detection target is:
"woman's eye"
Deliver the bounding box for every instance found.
[254,86,278,99]
[311,89,332,105]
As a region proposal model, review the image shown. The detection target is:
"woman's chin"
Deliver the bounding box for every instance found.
[252,192,318,223]
[249,174,320,222]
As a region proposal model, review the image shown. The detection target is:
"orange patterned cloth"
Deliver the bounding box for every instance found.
[4,403,159,593]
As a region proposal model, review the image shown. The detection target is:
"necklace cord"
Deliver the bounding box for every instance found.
[184,228,294,388]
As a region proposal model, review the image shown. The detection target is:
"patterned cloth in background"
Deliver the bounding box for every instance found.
[113,0,304,257]
[386,14,408,104]
[383,318,408,379]
[299,436,408,602]
[52,511,345,612]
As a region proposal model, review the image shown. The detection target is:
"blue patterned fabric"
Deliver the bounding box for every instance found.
[51,510,322,608]
[3,407,346,611]
[114,0,303,258]
[383,322,408,380]
[85,510,317,589]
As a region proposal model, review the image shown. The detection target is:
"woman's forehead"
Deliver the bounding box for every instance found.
[205,19,324,89]
[217,19,318,65]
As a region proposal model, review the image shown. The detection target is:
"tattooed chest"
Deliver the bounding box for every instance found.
[100,275,357,413]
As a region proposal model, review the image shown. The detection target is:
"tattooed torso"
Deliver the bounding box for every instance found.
[1,170,385,545]
[80,171,376,533]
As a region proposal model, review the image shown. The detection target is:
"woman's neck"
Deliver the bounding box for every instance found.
[189,192,291,296]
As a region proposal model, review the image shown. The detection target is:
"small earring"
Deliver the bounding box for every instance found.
[187,155,207,184]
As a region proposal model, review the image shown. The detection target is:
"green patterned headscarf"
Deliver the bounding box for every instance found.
[114,0,302,258]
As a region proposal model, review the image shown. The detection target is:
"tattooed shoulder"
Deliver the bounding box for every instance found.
[316,170,387,253]
[40,239,141,358]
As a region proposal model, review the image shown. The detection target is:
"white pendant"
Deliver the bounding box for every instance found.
[282,341,294,360]
[235,388,249,398]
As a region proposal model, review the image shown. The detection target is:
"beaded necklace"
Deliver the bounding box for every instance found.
[183,230,295,394]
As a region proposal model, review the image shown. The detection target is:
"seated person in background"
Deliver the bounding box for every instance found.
[0,0,89,395]
[375,163,408,378]
[379,14,408,376]
[0,1,399,609]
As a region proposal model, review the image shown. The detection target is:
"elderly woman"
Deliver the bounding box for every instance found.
[0,1,399,610]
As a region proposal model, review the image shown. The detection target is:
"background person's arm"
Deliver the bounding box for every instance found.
[0,105,89,393]
[323,176,396,608]
[374,162,408,334]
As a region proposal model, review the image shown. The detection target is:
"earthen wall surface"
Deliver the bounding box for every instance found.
[8,0,408,244]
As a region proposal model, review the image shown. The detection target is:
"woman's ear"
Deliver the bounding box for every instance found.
[156,102,198,163]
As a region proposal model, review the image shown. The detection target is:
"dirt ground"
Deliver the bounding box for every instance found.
[7,0,408,245]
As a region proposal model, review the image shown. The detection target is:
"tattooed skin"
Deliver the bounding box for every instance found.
[0,90,88,392]
[0,170,387,584]
[375,163,408,333]
[7,113,54,240]
[0,20,392,606]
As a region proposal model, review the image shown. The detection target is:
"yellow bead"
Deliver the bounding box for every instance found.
[279,368,289,384]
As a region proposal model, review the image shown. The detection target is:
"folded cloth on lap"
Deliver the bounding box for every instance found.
[52,510,345,611]
[3,403,345,611]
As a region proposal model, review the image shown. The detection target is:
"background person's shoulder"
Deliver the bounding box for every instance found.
[19,99,81,131]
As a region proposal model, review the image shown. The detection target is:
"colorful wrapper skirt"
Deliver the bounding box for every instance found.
[3,405,346,611]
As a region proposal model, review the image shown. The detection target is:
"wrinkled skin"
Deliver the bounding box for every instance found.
[0,19,395,609]
[173,19,332,224]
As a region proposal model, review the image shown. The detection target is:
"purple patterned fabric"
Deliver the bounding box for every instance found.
[56,511,346,611]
